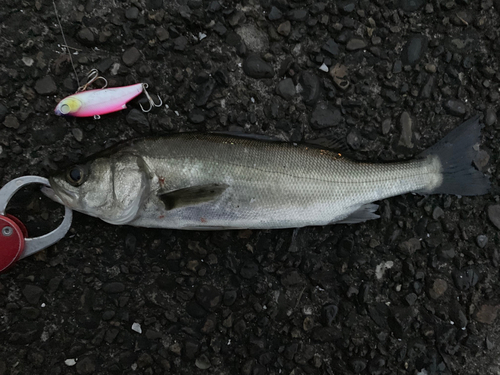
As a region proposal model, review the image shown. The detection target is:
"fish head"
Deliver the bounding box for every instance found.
[44,153,150,225]
[55,97,82,116]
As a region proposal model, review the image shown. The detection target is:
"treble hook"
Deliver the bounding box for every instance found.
[139,83,163,113]
[76,69,108,92]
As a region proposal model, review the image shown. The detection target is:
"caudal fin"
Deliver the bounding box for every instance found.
[418,115,490,196]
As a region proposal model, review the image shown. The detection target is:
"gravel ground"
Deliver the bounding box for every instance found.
[1,0,500,374]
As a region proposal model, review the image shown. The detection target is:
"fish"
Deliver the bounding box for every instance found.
[54,83,162,117]
[42,116,490,230]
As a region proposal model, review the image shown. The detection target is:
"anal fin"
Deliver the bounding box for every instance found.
[158,183,229,210]
[336,203,380,224]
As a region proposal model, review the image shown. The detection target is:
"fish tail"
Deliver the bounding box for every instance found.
[417,115,490,196]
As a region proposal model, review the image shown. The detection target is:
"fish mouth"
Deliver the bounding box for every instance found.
[41,181,77,207]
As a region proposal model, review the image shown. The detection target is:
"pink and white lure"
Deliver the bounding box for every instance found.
[54,70,162,118]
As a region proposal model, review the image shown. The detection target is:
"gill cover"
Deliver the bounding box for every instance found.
[47,153,150,225]
[55,97,82,116]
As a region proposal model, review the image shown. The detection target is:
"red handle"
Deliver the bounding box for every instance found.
[0,215,26,272]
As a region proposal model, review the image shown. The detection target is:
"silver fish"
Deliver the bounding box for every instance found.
[43,116,489,230]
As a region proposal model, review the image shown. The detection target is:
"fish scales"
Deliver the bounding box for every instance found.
[126,134,437,229]
[44,116,489,230]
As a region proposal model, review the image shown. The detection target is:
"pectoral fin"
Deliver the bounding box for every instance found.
[158,183,229,210]
[335,203,380,224]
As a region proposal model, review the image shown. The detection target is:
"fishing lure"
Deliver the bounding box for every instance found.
[54,69,162,118]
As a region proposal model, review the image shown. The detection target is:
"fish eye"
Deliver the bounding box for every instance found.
[66,166,85,186]
[60,103,70,114]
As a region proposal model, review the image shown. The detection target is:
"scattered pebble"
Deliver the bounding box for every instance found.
[475,305,499,324]
[487,205,500,230]
[375,260,394,280]
[35,76,57,95]
[195,354,211,369]
[310,102,342,129]
[122,46,141,66]
[428,279,447,299]
[277,20,291,36]
[3,114,19,129]
[268,6,282,21]
[132,322,142,333]
[402,34,428,66]
[399,111,414,148]
[346,38,367,51]
[476,235,488,248]
[444,99,466,116]
[276,78,296,100]
[64,359,77,367]
[322,38,339,57]
[242,54,274,79]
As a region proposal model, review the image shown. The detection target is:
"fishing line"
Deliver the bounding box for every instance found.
[53,1,80,88]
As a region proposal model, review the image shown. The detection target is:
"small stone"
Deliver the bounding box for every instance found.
[444,99,466,116]
[22,285,44,305]
[319,63,328,72]
[72,128,83,142]
[195,285,221,311]
[3,114,19,129]
[399,0,425,11]
[432,206,444,220]
[485,107,497,126]
[438,246,456,260]
[310,102,342,129]
[195,79,216,107]
[0,102,8,122]
[35,76,57,95]
[474,149,490,171]
[420,76,435,99]
[372,36,382,45]
[277,21,291,36]
[405,293,418,306]
[188,108,205,124]
[276,78,296,100]
[298,71,321,106]
[65,359,77,366]
[102,282,125,294]
[398,238,421,255]
[122,47,141,66]
[346,129,361,150]
[476,235,488,248]
[287,8,308,21]
[322,38,340,57]
[242,54,274,79]
[76,357,95,375]
[156,27,169,41]
[126,109,150,133]
[428,278,447,299]
[487,205,500,230]
[399,111,414,148]
[77,27,95,46]
[240,260,258,279]
[322,304,338,327]
[195,354,211,369]
[125,6,139,20]
[131,322,142,333]
[475,305,499,324]
[425,63,437,73]
[402,34,428,66]
[452,267,479,290]
[268,6,283,21]
[350,358,367,373]
[236,24,269,52]
[381,118,391,134]
[346,38,367,51]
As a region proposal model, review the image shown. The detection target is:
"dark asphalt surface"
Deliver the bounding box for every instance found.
[1,0,500,374]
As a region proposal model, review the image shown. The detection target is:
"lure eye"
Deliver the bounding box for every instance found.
[66,166,86,186]
[60,103,71,114]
